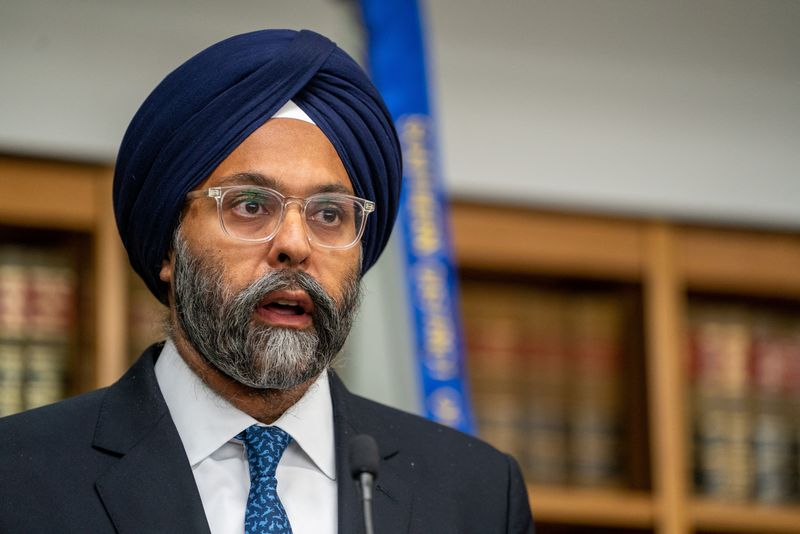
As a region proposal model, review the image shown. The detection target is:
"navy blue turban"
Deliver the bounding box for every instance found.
[113,29,402,303]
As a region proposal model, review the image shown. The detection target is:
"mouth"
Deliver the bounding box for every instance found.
[255,289,314,329]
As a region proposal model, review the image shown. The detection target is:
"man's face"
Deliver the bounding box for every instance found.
[160,118,364,389]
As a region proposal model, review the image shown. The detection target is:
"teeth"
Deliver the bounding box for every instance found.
[274,299,299,306]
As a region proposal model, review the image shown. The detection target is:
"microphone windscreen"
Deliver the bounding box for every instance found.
[348,434,380,479]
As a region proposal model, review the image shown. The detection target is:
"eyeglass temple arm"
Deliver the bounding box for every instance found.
[185,188,221,200]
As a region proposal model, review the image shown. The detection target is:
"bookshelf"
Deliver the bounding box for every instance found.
[0,156,128,394]
[3,156,800,533]
[450,201,800,534]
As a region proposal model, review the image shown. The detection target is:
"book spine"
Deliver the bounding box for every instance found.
[22,251,76,410]
[462,283,528,467]
[521,290,569,485]
[0,341,25,416]
[785,321,800,502]
[691,305,753,501]
[567,294,623,487]
[23,341,68,409]
[751,313,794,503]
[0,247,28,416]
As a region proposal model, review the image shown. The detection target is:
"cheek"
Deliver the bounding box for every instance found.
[316,248,361,299]
[184,212,260,275]
[216,249,269,290]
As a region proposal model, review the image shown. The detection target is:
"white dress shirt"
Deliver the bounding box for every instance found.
[154,340,337,534]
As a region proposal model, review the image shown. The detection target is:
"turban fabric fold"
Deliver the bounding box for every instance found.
[113,29,402,303]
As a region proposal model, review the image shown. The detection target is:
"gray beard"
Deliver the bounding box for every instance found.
[170,233,362,390]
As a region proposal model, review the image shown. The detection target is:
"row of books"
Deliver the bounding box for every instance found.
[0,245,77,416]
[462,282,631,488]
[690,302,800,504]
[0,238,167,417]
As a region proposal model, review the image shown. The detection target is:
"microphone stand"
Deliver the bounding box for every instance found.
[358,471,376,534]
[349,434,379,534]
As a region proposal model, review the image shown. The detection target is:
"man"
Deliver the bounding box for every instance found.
[0,29,533,533]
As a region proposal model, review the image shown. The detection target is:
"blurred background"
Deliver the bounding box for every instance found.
[1,1,799,533]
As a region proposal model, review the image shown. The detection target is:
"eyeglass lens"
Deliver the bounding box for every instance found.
[220,187,365,247]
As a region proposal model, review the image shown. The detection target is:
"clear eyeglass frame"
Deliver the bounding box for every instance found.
[185,185,375,250]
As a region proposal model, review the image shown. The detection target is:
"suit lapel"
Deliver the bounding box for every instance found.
[92,345,211,534]
[330,372,413,534]
[91,352,411,533]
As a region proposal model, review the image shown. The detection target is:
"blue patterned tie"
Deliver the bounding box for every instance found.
[237,425,293,533]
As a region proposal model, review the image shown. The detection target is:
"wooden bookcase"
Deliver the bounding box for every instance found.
[0,156,128,390]
[3,156,800,533]
[450,200,800,534]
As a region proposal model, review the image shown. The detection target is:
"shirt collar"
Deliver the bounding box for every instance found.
[154,339,336,480]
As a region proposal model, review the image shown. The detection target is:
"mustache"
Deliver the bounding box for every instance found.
[230,269,339,331]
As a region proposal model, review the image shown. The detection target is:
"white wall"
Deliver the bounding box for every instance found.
[2,1,797,223]
[0,0,364,160]
[426,0,800,228]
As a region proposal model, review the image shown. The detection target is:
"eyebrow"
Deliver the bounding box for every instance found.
[216,172,278,188]
[215,172,353,196]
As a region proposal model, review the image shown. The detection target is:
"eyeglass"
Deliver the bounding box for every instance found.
[185,185,375,249]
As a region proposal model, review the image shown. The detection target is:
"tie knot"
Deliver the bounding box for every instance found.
[238,425,292,479]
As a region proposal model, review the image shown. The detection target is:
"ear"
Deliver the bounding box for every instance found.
[159,252,174,283]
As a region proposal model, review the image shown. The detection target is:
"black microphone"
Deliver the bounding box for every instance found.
[348,434,379,534]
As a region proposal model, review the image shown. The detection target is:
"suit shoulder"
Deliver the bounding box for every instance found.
[343,391,534,531]
[346,392,508,464]
[0,388,107,454]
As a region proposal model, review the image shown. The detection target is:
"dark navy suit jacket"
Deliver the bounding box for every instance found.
[0,343,534,533]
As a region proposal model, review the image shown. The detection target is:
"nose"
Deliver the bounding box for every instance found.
[266,202,311,268]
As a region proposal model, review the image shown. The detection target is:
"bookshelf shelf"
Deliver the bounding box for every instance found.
[450,202,644,280]
[528,485,654,528]
[0,157,102,230]
[450,201,800,534]
[676,226,800,298]
[691,498,800,533]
